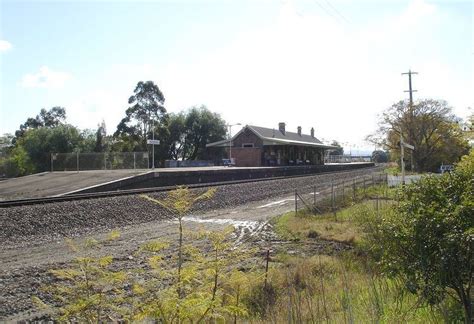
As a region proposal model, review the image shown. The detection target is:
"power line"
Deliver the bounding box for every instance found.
[323,0,351,24]
[312,0,341,23]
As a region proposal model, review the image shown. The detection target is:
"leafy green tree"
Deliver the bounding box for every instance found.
[110,133,143,153]
[114,81,166,150]
[0,134,15,175]
[150,106,227,163]
[371,150,388,163]
[94,121,107,153]
[0,133,14,150]
[462,112,473,145]
[15,106,66,140]
[369,99,469,172]
[0,145,34,177]
[181,106,227,160]
[367,151,473,322]
[328,141,344,156]
[12,125,83,174]
[77,129,98,152]
[2,107,96,176]
[153,113,187,163]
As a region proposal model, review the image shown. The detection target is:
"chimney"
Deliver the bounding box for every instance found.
[311,127,315,138]
[297,126,302,136]
[278,122,286,135]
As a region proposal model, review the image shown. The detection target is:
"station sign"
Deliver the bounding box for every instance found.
[403,143,414,150]
[147,139,160,145]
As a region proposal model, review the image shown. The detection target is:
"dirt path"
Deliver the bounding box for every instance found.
[0,195,292,271]
[0,194,296,321]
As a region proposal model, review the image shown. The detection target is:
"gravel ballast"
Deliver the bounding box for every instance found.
[0,167,382,321]
[0,167,381,248]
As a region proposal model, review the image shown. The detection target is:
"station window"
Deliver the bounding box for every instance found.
[242,143,254,148]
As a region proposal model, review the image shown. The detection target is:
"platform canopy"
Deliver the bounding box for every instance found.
[207,125,337,149]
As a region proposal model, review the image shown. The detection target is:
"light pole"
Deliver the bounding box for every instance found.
[343,142,352,162]
[153,117,156,169]
[147,112,160,169]
[227,123,241,163]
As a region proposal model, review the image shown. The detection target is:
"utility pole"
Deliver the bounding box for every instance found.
[147,113,160,169]
[152,116,155,169]
[226,123,241,165]
[400,132,405,185]
[402,70,418,107]
[400,70,418,178]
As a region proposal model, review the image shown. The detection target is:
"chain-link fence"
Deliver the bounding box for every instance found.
[50,152,150,171]
[294,173,389,218]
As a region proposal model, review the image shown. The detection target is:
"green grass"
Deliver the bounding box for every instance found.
[274,191,395,245]
[265,199,456,323]
[250,253,453,323]
[273,205,365,244]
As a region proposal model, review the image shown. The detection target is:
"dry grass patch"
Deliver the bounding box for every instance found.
[273,204,369,245]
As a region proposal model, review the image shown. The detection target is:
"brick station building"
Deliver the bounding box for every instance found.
[206,123,335,167]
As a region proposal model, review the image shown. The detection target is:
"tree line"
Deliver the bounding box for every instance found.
[0,81,227,177]
[368,99,471,172]
[1,79,472,177]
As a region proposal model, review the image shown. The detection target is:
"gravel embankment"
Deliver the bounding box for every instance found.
[0,167,380,248]
[0,167,381,321]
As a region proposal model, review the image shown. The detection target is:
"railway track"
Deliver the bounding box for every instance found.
[1,166,384,322]
[0,167,381,208]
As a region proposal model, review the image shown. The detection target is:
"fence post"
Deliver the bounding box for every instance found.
[104,153,107,170]
[332,182,336,220]
[363,178,366,198]
[76,151,79,173]
[51,153,53,172]
[313,186,316,206]
[295,190,298,216]
[133,152,136,170]
[264,249,270,290]
[342,181,345,201]
[353,178,356,201]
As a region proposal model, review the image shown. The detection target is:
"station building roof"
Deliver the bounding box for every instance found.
[207,125,337,149]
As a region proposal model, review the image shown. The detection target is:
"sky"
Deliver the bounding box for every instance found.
[0,0,472,154]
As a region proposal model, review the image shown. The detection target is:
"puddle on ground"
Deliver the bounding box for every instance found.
[178,216,267,245]
[257,198,293,208]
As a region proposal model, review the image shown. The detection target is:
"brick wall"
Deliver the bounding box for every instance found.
[231,148,262,167]
[233,128,263,148]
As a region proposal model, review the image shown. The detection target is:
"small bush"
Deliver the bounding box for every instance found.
[307,230,319,239]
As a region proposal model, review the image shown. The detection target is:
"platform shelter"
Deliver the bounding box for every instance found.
[206,123,336,167]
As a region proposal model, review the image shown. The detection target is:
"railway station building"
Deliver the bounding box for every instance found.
[206,123,336,167]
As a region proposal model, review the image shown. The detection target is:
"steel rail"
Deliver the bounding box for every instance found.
[0,167,380,208]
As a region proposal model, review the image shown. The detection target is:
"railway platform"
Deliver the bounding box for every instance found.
[0,169,150,201]
[0,163,375,201]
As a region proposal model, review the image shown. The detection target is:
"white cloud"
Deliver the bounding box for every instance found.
[20,66,72,89]
[0,40,12,52]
